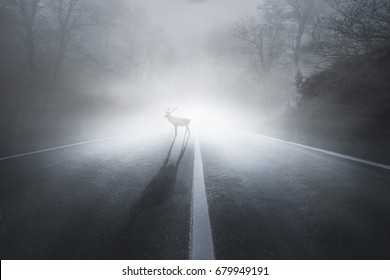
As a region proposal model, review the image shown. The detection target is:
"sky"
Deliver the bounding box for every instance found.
[139,0,259,47]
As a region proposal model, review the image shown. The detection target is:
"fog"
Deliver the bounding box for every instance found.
[130,0,282,129]
[1,0,389,154]
[142,0,258,45]
[2,0,390,263]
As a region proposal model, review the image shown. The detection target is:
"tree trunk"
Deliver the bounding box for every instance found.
[294,21,305,70]
[53,32,68,78]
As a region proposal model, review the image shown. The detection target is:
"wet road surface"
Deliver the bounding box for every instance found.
[0,129,193,259]
[1,127,389,259]
[202,130,390,259]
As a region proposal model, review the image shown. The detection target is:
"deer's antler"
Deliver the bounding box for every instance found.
[165,106,178,114]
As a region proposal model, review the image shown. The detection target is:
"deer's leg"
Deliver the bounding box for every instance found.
[175,125,177,136]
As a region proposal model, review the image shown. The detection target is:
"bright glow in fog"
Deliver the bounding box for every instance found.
[141,92,256,132]
[79,0,286,139]
[178,103,242,130]
[125,103,243,132]
[103,100,253,143]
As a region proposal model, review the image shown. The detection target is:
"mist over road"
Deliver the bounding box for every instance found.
[1,127,389,259]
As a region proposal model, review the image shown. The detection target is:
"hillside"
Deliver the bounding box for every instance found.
[267,48,390,165]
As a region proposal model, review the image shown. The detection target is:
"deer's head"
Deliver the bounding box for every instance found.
[164,106,177,118]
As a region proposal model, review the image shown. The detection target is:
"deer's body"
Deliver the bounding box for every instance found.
[164,107,190,135]
[166,114,191,127]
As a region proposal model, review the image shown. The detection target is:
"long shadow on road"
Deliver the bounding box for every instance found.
[128,132,190,221]
[0,131,193,260]
[118,131,192,259]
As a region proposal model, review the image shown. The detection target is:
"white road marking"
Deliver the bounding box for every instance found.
[0,133,130,161]
[242,130,390,171]
[190,131,215,260]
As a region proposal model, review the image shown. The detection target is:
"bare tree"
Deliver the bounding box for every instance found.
[0,5,13,37]
[118,4,149,78]
[329,0,390,45]
[0,3,8,30]
[312,0,390,61]
[50,0,99,78]
[9,0,41,77]
[93,1,160,79]
[233,0,290,75]
[286,0,318,70]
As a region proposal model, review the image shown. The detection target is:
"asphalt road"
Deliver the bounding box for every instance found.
[0,127,389,259]
[0,128,194,259]
[201,129,390,259]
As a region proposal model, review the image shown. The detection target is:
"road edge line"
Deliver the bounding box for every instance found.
[244,131,390,171]
[0,133,131,161]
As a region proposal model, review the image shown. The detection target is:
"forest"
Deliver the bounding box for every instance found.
[1,0,389,161]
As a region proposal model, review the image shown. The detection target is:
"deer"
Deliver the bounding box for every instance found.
[164,106,191,136]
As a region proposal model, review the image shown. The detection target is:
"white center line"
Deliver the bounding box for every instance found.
[190,131,215,260]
